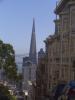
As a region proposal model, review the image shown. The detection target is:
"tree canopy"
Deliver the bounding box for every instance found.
[0,40,18,81]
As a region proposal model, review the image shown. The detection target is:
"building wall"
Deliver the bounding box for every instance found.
[23,61,36,87]
[22,59,37,100]
[36,57,47,100]
[45,0,75,92]
[36,49,48,100]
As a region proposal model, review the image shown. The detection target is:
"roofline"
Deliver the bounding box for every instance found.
[55,0,69,14]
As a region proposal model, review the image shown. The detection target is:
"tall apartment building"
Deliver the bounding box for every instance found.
[45,0,75,91]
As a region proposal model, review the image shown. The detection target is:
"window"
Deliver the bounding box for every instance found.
[71,10,75,33]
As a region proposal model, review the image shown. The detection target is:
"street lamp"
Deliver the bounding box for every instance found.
[25,91,28,100]
[24,91,28,100]
[25,91,28,96]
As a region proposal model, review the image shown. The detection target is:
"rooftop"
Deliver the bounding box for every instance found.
[55,0,69,14]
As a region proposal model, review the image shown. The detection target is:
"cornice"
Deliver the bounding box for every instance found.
[45,34,60,45]
[55,0,69,14]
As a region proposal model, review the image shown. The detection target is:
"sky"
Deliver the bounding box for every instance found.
[0,0,57,54]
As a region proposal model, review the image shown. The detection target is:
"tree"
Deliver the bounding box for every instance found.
[0,84,17,100]
[0,40,18,81]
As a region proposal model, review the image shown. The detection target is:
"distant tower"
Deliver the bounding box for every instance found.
[29,19,37,64]
[22,19,37,100]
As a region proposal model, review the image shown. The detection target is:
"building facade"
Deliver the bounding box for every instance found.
[45,0,75,92]
[36,49,48,100]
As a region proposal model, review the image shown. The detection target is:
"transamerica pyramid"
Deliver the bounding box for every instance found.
[29,19,37,64]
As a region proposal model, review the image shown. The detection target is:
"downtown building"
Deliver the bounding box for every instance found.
[22,19,37,100]
[36,49,48,100]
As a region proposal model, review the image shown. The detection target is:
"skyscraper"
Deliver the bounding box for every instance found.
[29,19,37,64]
[22,19,37,100]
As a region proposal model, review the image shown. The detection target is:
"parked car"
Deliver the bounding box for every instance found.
[58,81,75,100]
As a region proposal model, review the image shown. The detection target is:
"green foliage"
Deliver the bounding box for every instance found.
[15,73,22,83]
[0,84,10,96]
[10,96,17,100]
[0,40,18,81]
[0,84,17,100]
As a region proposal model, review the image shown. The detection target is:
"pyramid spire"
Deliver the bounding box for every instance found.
[29,19,37,64]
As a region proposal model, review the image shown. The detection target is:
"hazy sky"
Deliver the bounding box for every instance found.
[0,0,57,54]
